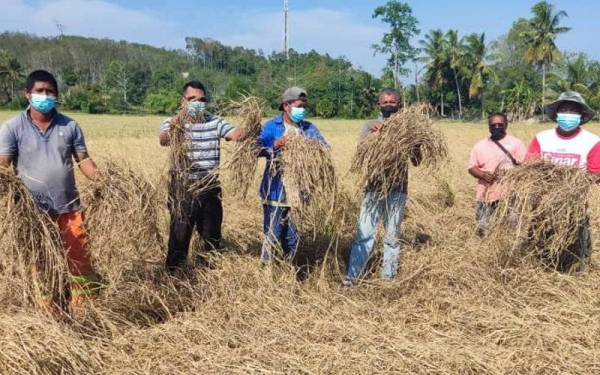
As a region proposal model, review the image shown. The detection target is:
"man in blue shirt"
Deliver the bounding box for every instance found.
[257,87,327,262]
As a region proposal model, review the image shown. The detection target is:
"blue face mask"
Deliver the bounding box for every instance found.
[290,107,306,123]
[30,94,56,113]
[556,113,582,132]
[187,101,206,118]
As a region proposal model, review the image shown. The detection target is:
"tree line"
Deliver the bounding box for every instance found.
[0,0,598,121]
[0,33,381,118]
[374,0,600,121]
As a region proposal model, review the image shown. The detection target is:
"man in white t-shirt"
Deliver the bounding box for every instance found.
[525,91,598,271]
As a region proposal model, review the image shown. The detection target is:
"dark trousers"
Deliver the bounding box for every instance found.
[166,185,223,270]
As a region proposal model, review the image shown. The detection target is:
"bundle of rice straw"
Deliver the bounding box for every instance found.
[490,159,594,269]
[279,134,337,231]
[166,106,204,215]
[82,161,162,276]
[0,168,67,307]
[351,104,448,195]
[223,96,264,198]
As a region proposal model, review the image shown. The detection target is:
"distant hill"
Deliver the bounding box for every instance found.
[0,32,382,118]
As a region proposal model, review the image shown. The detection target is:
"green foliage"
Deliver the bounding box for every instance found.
[0,49,24,104]
[224,76,252,101]
[6,97,28,110]
[143,89,180,114]
[503,80,540,120]
[522,1,570,67]
[316,98,335,118]
[0,32,381,118]
[63,85,108,113]
[372,1,419,88]
[0,4,595,123]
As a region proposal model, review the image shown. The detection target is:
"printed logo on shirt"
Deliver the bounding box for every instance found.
[541,152,581,167]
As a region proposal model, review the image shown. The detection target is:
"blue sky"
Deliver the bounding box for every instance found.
[2,0,598,76]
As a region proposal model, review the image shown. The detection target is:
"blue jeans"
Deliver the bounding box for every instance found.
[260,204,299,261]
[346,189,407,281]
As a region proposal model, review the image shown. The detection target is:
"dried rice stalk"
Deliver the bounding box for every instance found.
[351,104,448,195]
[490,159,594,268]
[0,168,67,307]
[82,161,162,276]
[223,96,264,198]
[167,106,206,215]
[279,134,337,232]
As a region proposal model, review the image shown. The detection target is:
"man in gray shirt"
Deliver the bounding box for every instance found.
[344,88,420,286]
[0,70,100,317]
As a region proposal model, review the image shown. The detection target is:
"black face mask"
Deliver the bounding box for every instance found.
[490,127,506,141]
[381,105,399,119]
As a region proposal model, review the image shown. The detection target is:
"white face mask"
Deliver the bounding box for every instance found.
[187,101,206,118]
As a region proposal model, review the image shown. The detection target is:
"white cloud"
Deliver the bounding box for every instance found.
[1,1,387,74]
[216,8,387,74]
[0,0,181,48]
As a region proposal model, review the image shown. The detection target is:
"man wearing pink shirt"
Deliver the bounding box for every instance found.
[468,112,526,236]
[525,91,598,271]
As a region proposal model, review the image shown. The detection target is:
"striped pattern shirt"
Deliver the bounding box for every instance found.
[160,113,235,180]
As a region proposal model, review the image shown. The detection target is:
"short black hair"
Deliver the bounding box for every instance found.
[26,70,58,95]
[379,87,399,100]
[488,112,508,123]
[182,80,206,95]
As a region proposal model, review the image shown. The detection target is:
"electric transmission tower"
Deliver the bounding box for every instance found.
[283,0,289,60]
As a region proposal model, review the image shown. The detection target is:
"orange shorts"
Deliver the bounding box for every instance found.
[51,211,100,297]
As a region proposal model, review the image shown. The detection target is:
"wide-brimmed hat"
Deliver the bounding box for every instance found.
[279,87,307,110]
[544,91,596,124]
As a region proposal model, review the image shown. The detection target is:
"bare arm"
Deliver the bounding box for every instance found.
[468,166,495,184]
[159,131,170,146]
[224,128,245,142]
[0,155,12,168]
[273,135,288,150]
[74,152,99,180]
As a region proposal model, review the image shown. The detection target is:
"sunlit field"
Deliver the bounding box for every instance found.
[1,109,600,373]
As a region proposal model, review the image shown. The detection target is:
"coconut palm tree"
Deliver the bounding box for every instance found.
[522,1,570,120]
[465,33,496,119]
[446,30,467,119]
[0,50,23,101]
[420,29,448,116]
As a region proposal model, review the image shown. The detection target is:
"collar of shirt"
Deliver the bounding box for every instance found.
[275,114,308,130]
[25,107,57,137]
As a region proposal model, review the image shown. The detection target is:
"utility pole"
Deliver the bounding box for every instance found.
[283,0,289,60]
[54,19,65,38]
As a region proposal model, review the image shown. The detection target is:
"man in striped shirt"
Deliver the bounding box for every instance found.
[159,80,243,271]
